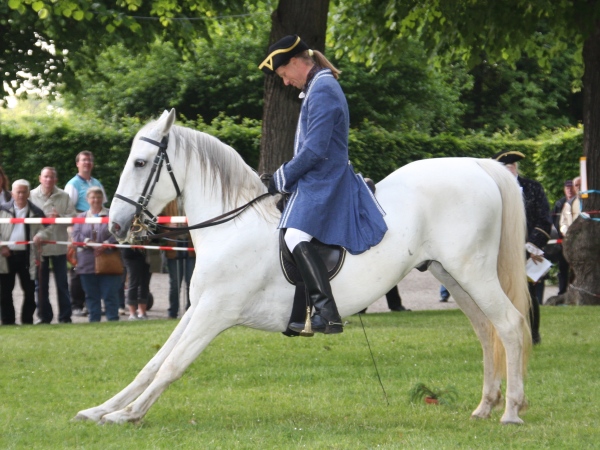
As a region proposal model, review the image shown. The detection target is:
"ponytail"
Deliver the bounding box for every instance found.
[297,49,341,79]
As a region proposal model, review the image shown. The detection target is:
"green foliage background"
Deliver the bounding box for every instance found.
[0,111,582,206]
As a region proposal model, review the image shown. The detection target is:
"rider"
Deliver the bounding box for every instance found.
[259,35,388,334]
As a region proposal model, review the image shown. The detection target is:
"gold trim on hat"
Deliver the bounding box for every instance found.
[494,150,525,161]
[258,36,301,71]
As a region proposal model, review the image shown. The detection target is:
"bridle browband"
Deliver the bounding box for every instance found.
[115,133,270,240]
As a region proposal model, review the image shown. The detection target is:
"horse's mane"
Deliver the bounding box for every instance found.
[162,124,277,221]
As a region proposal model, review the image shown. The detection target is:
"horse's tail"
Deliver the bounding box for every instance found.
[477,160,532,379]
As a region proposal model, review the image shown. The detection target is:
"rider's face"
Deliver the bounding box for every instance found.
[276,58,307,89]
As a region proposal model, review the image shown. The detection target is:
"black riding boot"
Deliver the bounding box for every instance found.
[288,242,343,334]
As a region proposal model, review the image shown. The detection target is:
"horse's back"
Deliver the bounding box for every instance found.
[374,157,507,269]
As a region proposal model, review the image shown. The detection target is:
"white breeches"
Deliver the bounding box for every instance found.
[284,228,313,252]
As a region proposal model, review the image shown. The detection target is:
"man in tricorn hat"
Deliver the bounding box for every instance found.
[493,150,552,344]
[259,35,388,334]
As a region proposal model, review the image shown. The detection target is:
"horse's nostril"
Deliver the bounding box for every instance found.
[112,223,121,233]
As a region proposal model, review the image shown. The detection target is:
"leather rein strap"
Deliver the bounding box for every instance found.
[114,133,271,239]
[149,192,271,240]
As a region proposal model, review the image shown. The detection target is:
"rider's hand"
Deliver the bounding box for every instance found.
[268,176,279,196]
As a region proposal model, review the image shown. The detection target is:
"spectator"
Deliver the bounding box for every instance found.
[0,180,51,325]
[357,286,410,314]
[385,286,410,311]
[493,150,552,345]
[162,200,195,319]
[439,285,450,302]
[559,176,582,235]
[30,167,76,324]
[123,248,152,320]
[71,187,120,322]
[64,151,107,317]
[0,166,11,207]
[552,180,576,295]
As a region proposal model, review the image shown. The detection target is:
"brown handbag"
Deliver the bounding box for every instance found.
[95,249,124,275]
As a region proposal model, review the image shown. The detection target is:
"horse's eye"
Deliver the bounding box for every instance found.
[134,160,146,168]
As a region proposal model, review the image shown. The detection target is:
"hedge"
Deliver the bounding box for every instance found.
[0,113,582,207]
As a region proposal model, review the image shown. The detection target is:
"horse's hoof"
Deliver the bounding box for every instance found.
[100,410,140,425]
[500,416,524,425]
[73,409,104,423]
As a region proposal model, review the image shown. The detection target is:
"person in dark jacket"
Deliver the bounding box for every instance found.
[493,150,552,344]
[259,35,388,334]
[0,180,51,325]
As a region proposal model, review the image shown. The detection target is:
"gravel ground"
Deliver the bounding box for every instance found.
[11,269,558,325]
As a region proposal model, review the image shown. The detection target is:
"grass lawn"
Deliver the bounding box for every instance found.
[0,306,598,449]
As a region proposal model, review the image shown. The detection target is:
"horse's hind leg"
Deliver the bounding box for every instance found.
[100,302,236,424]
[435,264,527,424]
[73,303,197,423]
[429,263,503,419]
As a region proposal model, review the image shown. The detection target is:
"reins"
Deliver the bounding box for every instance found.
[115,132,271,240]
[149,193,272,240]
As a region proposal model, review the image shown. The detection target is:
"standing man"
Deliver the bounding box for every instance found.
[64,151,107,316]
[0,180,51,325]
[30,167,76,324]
[493,150,552,345]
[64,151,107,212]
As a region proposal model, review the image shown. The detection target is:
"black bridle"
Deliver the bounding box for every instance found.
[115,133,270,240]
[114,135,181,234]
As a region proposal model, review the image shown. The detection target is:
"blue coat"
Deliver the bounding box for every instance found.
[273,69,387,255]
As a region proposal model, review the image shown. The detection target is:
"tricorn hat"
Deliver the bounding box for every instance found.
[258,35,309,74]
[492,150,525,164]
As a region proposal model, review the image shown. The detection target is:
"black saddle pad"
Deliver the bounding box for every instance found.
[279,229,346,285]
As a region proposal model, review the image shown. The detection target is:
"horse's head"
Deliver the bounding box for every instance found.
[110,109,182,242]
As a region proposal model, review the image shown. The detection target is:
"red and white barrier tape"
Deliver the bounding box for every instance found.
[0,216,187,224]
[0,240,194,252]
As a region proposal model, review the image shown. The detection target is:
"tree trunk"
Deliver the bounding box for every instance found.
[563,20,600,305]
[258,0,329,174]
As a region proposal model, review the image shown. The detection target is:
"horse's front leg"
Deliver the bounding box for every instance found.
[73,303,197,423]
[99,303,237,424]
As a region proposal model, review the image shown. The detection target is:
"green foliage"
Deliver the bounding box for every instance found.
[1,308,600,448]
[337,41,471,135]
[409,382,459,405]
[1,107,582,203]
[182,113,263,168]
[348,121,534,182]
[331,0,591,71]
[1,0,250,102]
[0,110,138,199]
[64,14,269,123]
[461,49,582,137]
[534,127,583,206]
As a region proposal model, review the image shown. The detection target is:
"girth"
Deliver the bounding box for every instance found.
[279,229,346,285]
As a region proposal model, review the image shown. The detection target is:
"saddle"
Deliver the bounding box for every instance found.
[279,229,345,285]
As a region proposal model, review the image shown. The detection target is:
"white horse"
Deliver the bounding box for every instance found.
[75,109,532,425]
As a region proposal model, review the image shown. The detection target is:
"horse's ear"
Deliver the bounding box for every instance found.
[160,109,176,136]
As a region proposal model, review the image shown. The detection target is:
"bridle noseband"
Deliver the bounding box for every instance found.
[114,134,181,236]
[115,133,271,241]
